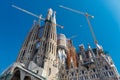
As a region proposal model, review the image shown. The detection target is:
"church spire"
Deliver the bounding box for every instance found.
[52,11,56,24]
[46,8,53,21]
[17,19,40,67]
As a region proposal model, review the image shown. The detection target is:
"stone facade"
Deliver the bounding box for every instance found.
[0,8,120,80]
[58,42,120,80]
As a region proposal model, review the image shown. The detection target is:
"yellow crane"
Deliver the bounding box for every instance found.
[59,5,97,44]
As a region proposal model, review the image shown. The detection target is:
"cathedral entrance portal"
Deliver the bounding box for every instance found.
[11,70,20,80]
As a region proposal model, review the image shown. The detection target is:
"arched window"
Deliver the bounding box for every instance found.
[93,68,96,72]
[105,65,108,70]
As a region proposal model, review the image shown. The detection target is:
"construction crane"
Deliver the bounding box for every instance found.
[59,5,97,44]
[59,5,104,80]
[12,5,64,29]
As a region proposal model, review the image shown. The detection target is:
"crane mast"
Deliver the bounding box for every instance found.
[59,5,97,44]
[85,14,98,44]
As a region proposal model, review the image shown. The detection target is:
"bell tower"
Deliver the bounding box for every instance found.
[34,8,58,79]
[16,20,40,67]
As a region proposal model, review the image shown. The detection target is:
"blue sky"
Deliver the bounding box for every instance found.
[0,0,120,74]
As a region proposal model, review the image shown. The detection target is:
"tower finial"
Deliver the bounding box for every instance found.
[46,8,53,20]
[52,11,56,25]
[48,8,53,15]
